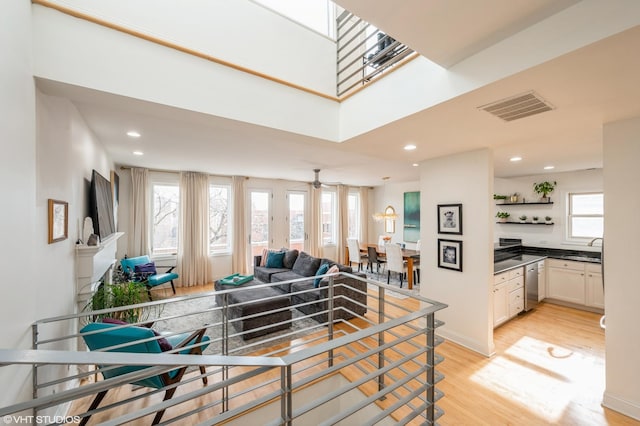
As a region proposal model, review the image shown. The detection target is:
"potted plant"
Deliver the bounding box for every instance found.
[533,181,557,202]
[83,281,151,324]
[519,215,527,223]
[493,194,508,203]
[496,212,510,223]
[532,216,539,224]
[545,215,553,224]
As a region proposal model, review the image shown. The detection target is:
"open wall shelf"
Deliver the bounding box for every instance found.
[496,221,554,225]
[496,202,554,206]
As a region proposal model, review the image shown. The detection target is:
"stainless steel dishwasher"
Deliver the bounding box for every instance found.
[524,262,539,311]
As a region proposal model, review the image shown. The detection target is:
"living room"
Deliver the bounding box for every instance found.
[3,0,640,423]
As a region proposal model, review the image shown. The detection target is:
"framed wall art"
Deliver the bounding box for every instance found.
[437,203,462,235]
[438,239,462,272]
[403,191,420,242]
[48,199,68,244]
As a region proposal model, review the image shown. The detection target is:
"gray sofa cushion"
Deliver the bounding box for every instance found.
[270,270,312,293]
[283,249,299,269]
[254,266,290,283]
[292,251,321,277]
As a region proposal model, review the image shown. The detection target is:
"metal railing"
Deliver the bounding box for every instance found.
[336,10,415,97]
[1,272,446,425]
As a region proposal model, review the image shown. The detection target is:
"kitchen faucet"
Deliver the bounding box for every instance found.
[587,237,603,246]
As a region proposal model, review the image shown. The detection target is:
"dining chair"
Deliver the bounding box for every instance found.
[367,245,386,275]
[347,238,368,272]
[385,243,408,288]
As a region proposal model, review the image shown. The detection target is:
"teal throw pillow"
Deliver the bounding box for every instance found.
[265,250,286,268]
[314,263,330,288]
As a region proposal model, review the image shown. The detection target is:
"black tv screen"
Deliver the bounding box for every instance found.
[89,170,116,240]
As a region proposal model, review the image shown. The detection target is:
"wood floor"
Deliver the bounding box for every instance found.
[73,284,639,425]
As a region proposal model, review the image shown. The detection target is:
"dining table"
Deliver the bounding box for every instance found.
[345,244,420,290]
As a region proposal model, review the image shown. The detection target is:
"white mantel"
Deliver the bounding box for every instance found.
[75,232,124,308]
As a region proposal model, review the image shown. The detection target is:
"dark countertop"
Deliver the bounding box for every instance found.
[494,241,601,274]
[494,254,547,274]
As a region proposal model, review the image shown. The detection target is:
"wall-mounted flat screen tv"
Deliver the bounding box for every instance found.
[89,169,116,240]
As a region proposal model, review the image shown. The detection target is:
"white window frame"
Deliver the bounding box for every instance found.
[321,190,336,246]
[567,191,604,241]
[209,183,232,255]
[150,173,180,258]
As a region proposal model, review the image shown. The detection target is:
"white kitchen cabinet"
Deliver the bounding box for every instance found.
[586,264,604,309]
[493,267,524,327]
[547,259,586,305]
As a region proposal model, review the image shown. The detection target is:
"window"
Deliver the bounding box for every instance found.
[151,183,179,255]
[347,192,360,239]
[209,184,231,254]
[568,192,603,239]
[321,191,336,245]
[288,192,305,251]
[250,191,271,257]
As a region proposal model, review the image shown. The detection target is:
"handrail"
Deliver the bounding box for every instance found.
[3,272,447,424]
[31,0,419,103]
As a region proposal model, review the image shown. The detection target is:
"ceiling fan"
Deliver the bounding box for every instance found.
[311,169,325,189]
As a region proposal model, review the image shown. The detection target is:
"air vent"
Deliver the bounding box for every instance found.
[478,91,554,122]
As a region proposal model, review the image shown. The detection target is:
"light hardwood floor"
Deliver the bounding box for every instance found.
[74,284,638,425]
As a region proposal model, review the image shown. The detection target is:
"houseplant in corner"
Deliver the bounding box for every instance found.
[533,180,557,202]
[496,212,510,223]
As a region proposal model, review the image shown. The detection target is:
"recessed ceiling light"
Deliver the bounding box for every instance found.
[510,156,522,162]
[127,131,141,138]
[412,163,419,167]
[133,150,144,156]
[404,144,417,151]
[544,165,555,170]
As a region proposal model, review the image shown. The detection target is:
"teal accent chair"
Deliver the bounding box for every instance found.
[80,322,210,425]
[120,255,178,298]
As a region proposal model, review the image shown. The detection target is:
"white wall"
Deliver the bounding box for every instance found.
[602,117,640,420]
[420,150,494,356]
[41,0,336,95]
[0,0,37,410]
[494,169,603,250]
[369,180,420,249]
[32,4,339,142]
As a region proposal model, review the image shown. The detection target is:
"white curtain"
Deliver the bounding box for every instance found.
[308,185,322,257]
[359,186,369,245]
[128,168,150,257]
[177,172,210,286]
[232,176,248,273]
[336,184,349,264]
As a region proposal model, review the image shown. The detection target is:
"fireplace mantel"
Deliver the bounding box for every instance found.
[76,232,124,305]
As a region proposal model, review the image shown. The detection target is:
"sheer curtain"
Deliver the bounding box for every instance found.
[359,186,369,245]
[232,176,248,273]
[308,185,322,257]
[128,168,150,257]
[177,172,210,286]
[336,184,349,264]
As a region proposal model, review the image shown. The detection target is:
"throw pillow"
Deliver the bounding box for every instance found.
[260,248,268,266]
[100,318,172,352]
[266,250,286,268]
[314,263,330,288]
[282,249,299,269]
[292,251,322,277]
[327,264,340,275]
[134,262,156,280]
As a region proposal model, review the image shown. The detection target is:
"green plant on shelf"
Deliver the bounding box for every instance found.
[496,212,510,219]
[533,181,557,200]
[545,215,553,223]
[493,194,508,200]
[519,215,527,222]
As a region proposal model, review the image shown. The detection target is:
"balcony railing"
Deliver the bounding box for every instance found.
[1,272,446,424]
[336,10,416,97]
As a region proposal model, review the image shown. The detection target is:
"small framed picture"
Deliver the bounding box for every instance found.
[438,239,462,272]
[48,199,68,244]
[437,203,462,235]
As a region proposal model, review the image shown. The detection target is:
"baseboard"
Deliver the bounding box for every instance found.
[436,329,493,358]
[603,391,640,421]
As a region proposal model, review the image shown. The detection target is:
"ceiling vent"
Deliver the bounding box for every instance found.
[478,91,554,122]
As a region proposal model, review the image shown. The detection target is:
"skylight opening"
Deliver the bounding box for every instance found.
[251,0,337,38]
